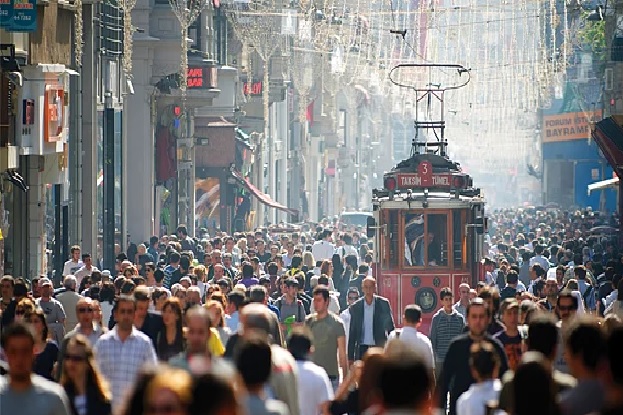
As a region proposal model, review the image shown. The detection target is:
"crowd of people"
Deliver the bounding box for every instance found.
[0,212,621,415]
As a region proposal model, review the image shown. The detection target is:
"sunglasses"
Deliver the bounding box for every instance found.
[557,305,575,311]
[348,296,358,301]
[15,309,25,315]
[77,307,93,313]
[65,353,87,362]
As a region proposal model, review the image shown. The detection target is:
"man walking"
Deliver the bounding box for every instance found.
[386,304,435,372]
[305,285,347,391]
[430,287,465,377]
[347,277,394,362]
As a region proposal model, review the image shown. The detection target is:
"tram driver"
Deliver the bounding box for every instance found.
[405,215,443,266]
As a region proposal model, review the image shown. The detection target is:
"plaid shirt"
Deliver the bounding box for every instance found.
[94,326,157,410]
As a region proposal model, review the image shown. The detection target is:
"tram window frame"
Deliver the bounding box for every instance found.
[452,210,466,269]
[388,210,400,268]
[403,211,450,268]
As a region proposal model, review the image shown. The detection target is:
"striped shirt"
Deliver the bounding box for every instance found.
[429,308,465,362]
[94,326,157,411]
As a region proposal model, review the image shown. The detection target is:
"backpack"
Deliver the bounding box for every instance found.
[275,298,305,323]
[582,283,594,308]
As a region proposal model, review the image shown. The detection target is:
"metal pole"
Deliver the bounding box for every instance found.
[54,184,62,284]
[103,100,115,271]
[61,202,69,278]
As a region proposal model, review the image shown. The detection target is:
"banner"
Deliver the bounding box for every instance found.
[542,110,602,143]
[0,0,12,28]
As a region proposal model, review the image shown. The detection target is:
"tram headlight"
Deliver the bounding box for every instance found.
[384,177,397,191]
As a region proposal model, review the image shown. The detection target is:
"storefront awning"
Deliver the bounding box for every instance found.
[588,177,619,195]
[231,170,298,215]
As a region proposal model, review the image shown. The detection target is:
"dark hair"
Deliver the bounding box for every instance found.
[506,271,519,285]
[154,269,165,283]
[527,313,559,358]
[469,341,499,379]
[565,317,605,370]
[99,282,116,305]
[318,275,329,286]
[81,253,91,261]
[287,328,313,360]
[513,353,561,415]
[379,352,432,410]
[169,251,181,263]
[1,322,35,348]
[227,291,246,310]
[439,287,453,301]
[557,289,579,311]
[242,264,254,278]
[248,286,267,304]
[31,309,49,342]
[189,373,240,415]
[404,304,422,324]
[312,285,330,301]
[267,262,278,275]
[235,339,272,388]
[358,264,369,275]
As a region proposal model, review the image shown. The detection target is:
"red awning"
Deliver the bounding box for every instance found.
[232,171,298,216]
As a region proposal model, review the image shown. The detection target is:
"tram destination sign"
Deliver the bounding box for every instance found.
[395,172,453,189]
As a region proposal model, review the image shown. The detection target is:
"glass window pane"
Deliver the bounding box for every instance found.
[404,213,425,266]
[426,214,447,267]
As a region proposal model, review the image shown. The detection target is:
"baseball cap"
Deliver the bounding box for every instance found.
[500,298,519,313]
[39,278,53,287]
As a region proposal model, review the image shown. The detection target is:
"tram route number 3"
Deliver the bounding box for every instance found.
[397,169,452,189]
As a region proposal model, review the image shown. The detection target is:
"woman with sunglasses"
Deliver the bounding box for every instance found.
[61,334,112,415]
[30,309,59,380]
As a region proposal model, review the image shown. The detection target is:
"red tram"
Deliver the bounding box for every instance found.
[368,64,485,332]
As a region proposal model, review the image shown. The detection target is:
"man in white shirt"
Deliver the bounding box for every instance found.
[456,341,501,415]
[334,234,358,263]
[73,253,99,288]
[312,230,335,262]
[62,245,84,277]
[386,304,435,373]
[529,245,550,272]
[288,329,334,415]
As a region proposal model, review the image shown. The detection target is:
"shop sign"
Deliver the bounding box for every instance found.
[44,85,65,142]
[542,110,602,143]
[243,81,262,95]
[9,0,36,32]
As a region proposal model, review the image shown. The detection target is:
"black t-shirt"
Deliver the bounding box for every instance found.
[33,341,59,381]
[494,331,523,371]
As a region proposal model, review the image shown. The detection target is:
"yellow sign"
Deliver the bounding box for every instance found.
[542,110,602,143]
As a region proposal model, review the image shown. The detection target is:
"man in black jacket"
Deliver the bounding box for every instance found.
[437,297,509,415]
[347,277,395,362]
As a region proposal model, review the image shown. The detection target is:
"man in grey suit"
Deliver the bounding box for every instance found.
[348,277,395,362]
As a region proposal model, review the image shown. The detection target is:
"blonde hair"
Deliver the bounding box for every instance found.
[145,367,193,409]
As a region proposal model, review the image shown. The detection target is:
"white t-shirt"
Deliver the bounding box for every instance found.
[63,260,84,278]
[312,240,335,262]
[456,379,501,415]
[386,326,435,372]
[295,360,334,415]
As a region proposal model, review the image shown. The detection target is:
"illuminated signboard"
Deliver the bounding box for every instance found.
[243,81,263,95]
[186,66,217,90]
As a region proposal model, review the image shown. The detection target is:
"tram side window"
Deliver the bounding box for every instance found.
[427,214,447,266]
[404,213,448,267]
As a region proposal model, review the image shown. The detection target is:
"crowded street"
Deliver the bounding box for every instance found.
[1,0,623,414]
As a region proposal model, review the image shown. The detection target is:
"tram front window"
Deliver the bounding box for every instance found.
[404,213,448,267]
